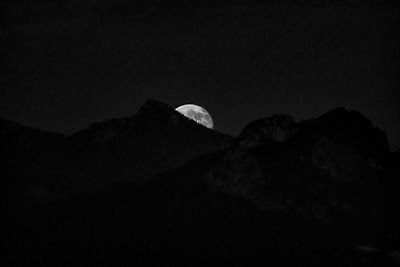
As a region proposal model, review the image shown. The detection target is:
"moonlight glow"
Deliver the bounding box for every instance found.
[175,104,214,129]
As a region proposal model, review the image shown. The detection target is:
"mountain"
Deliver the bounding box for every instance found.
[3,104,399,266]
[209,107,394,231]
[1,100,232,197]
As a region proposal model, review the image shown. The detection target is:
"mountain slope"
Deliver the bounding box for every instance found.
[1,100,232,196]
[3,105,399,266]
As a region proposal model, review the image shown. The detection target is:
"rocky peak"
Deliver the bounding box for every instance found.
[140,99,175,113]
[207,107,392,233]
[137,99,177,123]
[2,100,232,193]
[69,99,193,145]
[235,114,297,148]
[68,99,175,144]
[298,107,389,162]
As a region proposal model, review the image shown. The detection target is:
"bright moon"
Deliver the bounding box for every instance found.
[175,104,214,129]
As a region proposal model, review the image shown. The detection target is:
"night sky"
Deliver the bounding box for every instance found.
[1,1,399,149]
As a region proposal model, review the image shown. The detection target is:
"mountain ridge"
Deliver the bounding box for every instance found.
[1,99,232,196]
[2,100,399,266]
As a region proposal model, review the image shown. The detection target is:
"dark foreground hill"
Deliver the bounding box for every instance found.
[1,100,231,195]
[2,103,399,266]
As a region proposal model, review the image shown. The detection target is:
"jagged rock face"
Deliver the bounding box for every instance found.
[207,108,390,233]
[206,146,265,203]
[311,135,366,181]
[235,114,297,148]
[208,144,387,233]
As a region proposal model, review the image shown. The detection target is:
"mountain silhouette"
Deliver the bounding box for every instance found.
[2,101,399,266]
[1,100,231,197]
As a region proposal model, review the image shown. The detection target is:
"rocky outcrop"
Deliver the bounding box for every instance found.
[206,146,265,206]
[311,135,366,181]
[235,114,297,148]
[207,108,391,236]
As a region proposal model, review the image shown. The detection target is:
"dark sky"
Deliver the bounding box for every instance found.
[1,1,399,149]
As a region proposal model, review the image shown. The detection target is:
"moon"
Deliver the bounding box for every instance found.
[175,104,214,129]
